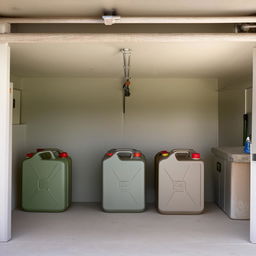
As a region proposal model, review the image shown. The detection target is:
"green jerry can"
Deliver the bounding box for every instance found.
[36,148,72,208]
[22,149,72,212]
[102,148,146,213]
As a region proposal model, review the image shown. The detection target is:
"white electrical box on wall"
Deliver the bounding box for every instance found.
[13,89,21,125]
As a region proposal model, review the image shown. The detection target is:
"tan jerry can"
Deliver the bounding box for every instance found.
[155,149,204,214]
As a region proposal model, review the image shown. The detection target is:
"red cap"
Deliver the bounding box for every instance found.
[106,152,113,157]
[26,153,34,158]
[59,152,69,158]
[191,153,201,160]
[133,152,142,157]
[161,150,169,156]
[125,80,131,86]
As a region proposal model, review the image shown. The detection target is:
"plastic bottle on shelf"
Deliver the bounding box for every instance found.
[244,136,251,154]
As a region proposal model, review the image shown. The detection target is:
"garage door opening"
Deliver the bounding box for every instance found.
[0,38,255,253]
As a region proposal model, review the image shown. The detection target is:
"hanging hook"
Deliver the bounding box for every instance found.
[121,48,132,80]
[121,48,132,114]
[123,79,131,97]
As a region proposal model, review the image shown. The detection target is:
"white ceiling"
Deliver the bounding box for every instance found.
[10,42,255,78]
[1,0,256,17]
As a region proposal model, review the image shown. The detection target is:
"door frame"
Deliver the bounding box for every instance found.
[251,49,256,243]
[0,43,12,242]
[1,34,256,242]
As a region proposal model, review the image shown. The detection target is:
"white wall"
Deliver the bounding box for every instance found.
[20,77,218,202]
[11,76,27,209]
[10,75,22,90]
[218,76,252,146]
[12,125,26,210]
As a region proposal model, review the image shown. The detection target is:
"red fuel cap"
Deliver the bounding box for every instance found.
[133,152,142,157]
[59,152,69,158]
[106,152,113,157]
[191,153,201,160]
[26,153,34,158]
[161,151,169,157]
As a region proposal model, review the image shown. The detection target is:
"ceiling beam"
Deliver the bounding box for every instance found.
[1,33,256,43]
[1,16,256,24]
[0,24,11,34]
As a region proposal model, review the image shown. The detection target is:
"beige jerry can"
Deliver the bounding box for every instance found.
[155,149,204,214]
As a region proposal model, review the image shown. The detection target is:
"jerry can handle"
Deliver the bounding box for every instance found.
[45,148,62,153]
[114,150,134,159]
[171,149,195,155]
[113,148,136,153]
[171,149,196,159]
[38,148,63,153]
[34,150,56,160]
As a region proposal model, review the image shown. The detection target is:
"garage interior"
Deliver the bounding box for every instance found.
[7,39,253,255]
[1,0,256,255]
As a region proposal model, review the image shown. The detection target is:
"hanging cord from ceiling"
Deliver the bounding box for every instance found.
[121,48,132,114]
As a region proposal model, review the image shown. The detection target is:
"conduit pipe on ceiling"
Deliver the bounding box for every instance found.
[1,16,256,25]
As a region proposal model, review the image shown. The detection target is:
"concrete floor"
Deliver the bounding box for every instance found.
[0,203,255,256]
